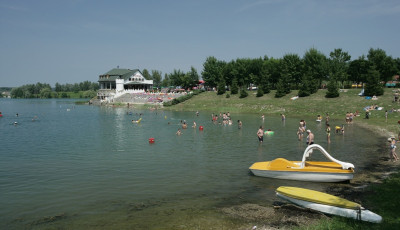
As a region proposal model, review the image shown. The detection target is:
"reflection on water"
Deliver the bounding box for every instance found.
[0,99,384,229]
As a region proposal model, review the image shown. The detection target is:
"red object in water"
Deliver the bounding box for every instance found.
[199,126,204,131]
[149,138,155,143]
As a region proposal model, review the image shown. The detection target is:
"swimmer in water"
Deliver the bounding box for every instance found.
[257,126,264,143]
[238,120,242,129]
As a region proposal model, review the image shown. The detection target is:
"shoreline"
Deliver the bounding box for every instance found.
[227,120,399,230]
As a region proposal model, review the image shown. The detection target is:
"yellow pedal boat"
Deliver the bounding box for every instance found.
[249,144,354,182]
[276,186,382,223]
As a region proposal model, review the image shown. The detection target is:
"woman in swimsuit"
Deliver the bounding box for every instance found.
[326,124,331,143]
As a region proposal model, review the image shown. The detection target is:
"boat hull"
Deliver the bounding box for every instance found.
[276,192,382,223]
[250,169,353,182]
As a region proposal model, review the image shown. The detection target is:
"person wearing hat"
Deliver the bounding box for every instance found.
[306,129,314,145]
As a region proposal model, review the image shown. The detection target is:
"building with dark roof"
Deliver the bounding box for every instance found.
[97,68,153,101]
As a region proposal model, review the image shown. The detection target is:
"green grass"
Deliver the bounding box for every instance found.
[165,88,400,135]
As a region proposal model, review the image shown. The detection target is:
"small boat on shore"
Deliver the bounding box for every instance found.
[249,144,354,182]
[276,186,382,223]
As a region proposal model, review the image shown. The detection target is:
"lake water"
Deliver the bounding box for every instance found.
[0,98,384,229]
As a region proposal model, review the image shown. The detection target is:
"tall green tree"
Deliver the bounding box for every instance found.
[161,73,170,87]
[348,56,370,85]
[10,87,24,98]
[328,48,351,87]
[202,56,226,88]
[303,48,328,93]
[325,78,340,98]
[185,66,199,89]
[281,53,303,89]
[298,74,315,97]
[142,69,152,80]
[169,69,185,87]
[217,78,226,95]
[230,78,239,94]
[364,66,384,96]
[367,48,398,84]
[259,60,271,94]
[266,58,282,89]
[151,70,162,88]
[55,83,62,92]
[275,79,287,98]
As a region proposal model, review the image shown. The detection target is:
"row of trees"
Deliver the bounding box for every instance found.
[9,47,399,99]
[141,67,200,90]
[10,81,98,98]
[201,48,399,98]
[54,81,99,92]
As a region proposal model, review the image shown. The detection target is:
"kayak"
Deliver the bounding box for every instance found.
[276,186,382,223]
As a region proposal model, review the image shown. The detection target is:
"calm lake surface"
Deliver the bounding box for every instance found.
[0,98,384,229]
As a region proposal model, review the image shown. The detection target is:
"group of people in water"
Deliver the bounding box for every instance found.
[211,112,233,126]
[296,119,314,145]
[295,113,350,146]
[170,108,398,162]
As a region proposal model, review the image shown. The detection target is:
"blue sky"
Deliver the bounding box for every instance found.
[1,0,399,87]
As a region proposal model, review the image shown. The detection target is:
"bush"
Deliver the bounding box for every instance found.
[275,79,286,98]
[239,89,248,98]
[231,79,239,94]
[325,79,340,98]
[217,80,226,95]
[226,93,230,98]
[163,90,203,106]
[365,67,384,96]
[256,88,263,97]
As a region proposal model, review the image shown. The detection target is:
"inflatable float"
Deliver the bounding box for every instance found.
[132,118,142,124]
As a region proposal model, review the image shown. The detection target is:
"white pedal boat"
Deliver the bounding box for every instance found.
[249,144,354,182]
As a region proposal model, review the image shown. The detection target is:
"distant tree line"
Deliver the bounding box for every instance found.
[140,67,200,90]
[10,81,99,99]
[8,48,399,99]
[200,48,400,98]
[54,81,99,93]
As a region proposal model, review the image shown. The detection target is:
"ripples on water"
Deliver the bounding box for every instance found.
[0,99,384,229]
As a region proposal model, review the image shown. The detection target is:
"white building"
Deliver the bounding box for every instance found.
[97,68,153,101]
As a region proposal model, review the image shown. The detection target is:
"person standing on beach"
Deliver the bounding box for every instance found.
[257,126,264,143]
[385,110,388,122]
